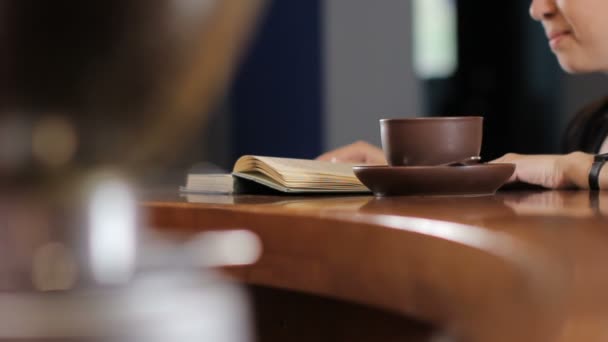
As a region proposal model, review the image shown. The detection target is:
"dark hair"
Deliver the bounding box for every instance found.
[562,95,608,154]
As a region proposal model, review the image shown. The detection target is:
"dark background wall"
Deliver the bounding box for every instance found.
[228,0,322,162]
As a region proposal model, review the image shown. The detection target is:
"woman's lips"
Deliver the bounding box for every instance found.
[548,30,571,48]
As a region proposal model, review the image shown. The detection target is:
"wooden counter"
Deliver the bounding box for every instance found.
[144,190,608,342]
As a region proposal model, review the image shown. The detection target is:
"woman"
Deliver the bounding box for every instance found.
[318,0,608,190]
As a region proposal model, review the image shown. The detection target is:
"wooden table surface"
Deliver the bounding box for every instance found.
[143,189,608,342]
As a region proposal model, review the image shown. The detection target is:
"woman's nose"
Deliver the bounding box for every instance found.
[530,0,557,21]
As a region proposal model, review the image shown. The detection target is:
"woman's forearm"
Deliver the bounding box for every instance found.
[493,151,595,189]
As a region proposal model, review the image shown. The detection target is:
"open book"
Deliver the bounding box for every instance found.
[181,155,371,194]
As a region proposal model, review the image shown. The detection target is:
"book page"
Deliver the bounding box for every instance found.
[232,155,368,191]
[234,156,358,177]
[256,156,357,176]
[233,172,368,192]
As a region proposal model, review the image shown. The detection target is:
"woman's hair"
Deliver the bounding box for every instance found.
[562,95,608,153]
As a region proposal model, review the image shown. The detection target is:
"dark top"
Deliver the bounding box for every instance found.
[562,96,608,154]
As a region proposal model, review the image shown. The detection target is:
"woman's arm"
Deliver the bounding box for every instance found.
[492,151,607,189]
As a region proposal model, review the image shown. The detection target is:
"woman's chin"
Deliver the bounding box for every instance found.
[557,57,600,74]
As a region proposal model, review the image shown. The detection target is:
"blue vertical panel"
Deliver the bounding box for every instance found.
[229,0,322,161]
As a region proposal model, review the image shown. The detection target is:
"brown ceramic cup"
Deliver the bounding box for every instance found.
[380,116,483,166]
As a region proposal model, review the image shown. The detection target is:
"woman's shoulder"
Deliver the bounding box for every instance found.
[562,95,608,154]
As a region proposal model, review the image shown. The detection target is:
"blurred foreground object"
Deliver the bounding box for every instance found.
[0,0,265,340]
[0,179,257,340]
[0,0,264,184]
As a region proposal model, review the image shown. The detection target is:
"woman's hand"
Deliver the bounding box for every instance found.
[491,151,594,189]
[316,141,386,164]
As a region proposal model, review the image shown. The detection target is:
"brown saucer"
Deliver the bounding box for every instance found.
[353,163,515,197]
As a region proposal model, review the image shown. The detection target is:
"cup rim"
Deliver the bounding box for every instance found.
[380,116,483,123]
